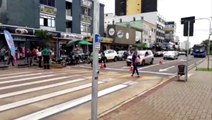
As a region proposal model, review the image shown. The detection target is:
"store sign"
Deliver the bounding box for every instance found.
[40,5,57,15]
[81,0,92,8]
[61,33,84,40]
[0,25,34,35]
[81,15,92,23]
[117,30,124,38]
[101,37,113,43]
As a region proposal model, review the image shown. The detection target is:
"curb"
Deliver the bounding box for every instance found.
[98,75,177,119]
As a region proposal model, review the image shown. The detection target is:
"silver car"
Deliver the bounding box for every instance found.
[126,50,154,66]
[163,51,178,60]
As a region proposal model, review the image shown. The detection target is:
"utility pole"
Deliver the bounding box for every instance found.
[91,0,100,120]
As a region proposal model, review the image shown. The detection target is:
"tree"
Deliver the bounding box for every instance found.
[35,30,53,47]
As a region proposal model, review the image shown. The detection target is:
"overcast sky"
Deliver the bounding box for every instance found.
[99,0,212,46]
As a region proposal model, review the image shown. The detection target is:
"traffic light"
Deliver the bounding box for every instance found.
[181,16,195,36]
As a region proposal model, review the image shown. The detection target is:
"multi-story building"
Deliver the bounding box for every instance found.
[164,21,180,50]
[0,0,105,36]
[164,21,176,43]
[115,0,157,16]
[104,12,164,46]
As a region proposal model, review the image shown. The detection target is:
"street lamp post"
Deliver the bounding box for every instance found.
[196,17,211,70]
[91,0,99,120]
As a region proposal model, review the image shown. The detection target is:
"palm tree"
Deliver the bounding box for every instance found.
[35,29,53,47]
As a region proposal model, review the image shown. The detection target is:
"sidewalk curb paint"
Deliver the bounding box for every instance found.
[98,75,177,119]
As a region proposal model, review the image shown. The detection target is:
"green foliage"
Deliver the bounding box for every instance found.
[35,30,53,46]
[135,43,148,50]
[196,68,212,72]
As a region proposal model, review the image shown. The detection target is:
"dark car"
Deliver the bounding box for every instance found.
[117,50,128,61]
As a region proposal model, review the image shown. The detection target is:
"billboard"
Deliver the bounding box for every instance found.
[107,25,135,45]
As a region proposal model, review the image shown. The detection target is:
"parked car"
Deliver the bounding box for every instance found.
[154,51,163,57]
[179,51,186,55]
[117,50,128,61]
[163,51,178,60]
[99,49,118,62]
[126,50,154,66]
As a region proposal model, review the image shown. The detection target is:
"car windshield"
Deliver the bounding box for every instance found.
[166,51,175,54]
[118,51,125,54]
[138,51,146,56]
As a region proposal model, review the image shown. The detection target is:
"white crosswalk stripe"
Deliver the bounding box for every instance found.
[0,69,135,120]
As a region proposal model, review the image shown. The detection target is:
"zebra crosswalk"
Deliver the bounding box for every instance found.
[0,68,163,120]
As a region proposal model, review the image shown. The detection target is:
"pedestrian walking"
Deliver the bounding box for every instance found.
[101,51,106,68]
[42,46,50,69]
[131,50,140,78]
[0,47,6,63]
[26,49,33,66]
[7,51,14,66]
[37,48,42,68]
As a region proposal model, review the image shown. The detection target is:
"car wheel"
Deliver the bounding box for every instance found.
[141,60,145,66]
[150,59,154,64]
[114,57,117,62]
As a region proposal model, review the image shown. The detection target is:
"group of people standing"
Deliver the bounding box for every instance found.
[26,46,54,69]
[0,46,15,66]
[0,45,54,69]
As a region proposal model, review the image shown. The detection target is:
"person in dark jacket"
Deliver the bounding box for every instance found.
[42,47,51,69]
[131,50,140,77]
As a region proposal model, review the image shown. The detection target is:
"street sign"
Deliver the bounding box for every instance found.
[95,34,100,51]
[95,34,100,44]
[181,16,195,36]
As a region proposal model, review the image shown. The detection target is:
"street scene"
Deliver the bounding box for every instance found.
[0,0,212,120]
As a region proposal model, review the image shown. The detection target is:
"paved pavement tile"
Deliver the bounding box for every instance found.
[100,60,212,120]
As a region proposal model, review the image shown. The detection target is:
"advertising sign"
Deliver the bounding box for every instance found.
[3,30,16,60]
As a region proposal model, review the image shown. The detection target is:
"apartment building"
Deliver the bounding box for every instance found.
[0,0,105,36]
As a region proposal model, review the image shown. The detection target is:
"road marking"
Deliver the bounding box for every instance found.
[159,66,175,72]
[0,74,55,84]
[0,72,52,80]
[0,81,104,112]
[0,77,91,99]
[0,75,80,90]
[140,71,176,76]
[0,72,32,77]
[104,67,175,76]
[16,84,128,120]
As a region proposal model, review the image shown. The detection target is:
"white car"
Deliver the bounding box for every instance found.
[163,51,178,60]
[100,49,118,62]
[126,50,154,66]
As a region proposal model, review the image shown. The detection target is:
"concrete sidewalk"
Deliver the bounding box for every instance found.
[100,59,212,120]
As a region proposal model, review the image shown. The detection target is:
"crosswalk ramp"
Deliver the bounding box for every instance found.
[0,69,163,120]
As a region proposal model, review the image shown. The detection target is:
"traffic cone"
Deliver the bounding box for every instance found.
[130,64,133,72]
[159,59,163,64]
[100,61,105,70]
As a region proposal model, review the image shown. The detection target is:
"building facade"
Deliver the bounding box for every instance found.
[115,0,157,16]
[0,0,105,36]
[104,12,164,47]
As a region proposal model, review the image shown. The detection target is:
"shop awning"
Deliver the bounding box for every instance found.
[77,40,92,45]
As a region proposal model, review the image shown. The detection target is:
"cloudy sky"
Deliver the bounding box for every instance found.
[99,0,212,46]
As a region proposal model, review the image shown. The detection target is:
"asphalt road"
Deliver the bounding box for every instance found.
[0,55,204,120]
[76,55,204,76]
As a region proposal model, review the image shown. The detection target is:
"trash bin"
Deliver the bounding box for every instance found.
[178,65,186,81]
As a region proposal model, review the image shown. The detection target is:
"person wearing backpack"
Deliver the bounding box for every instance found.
[42,46,51,69]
